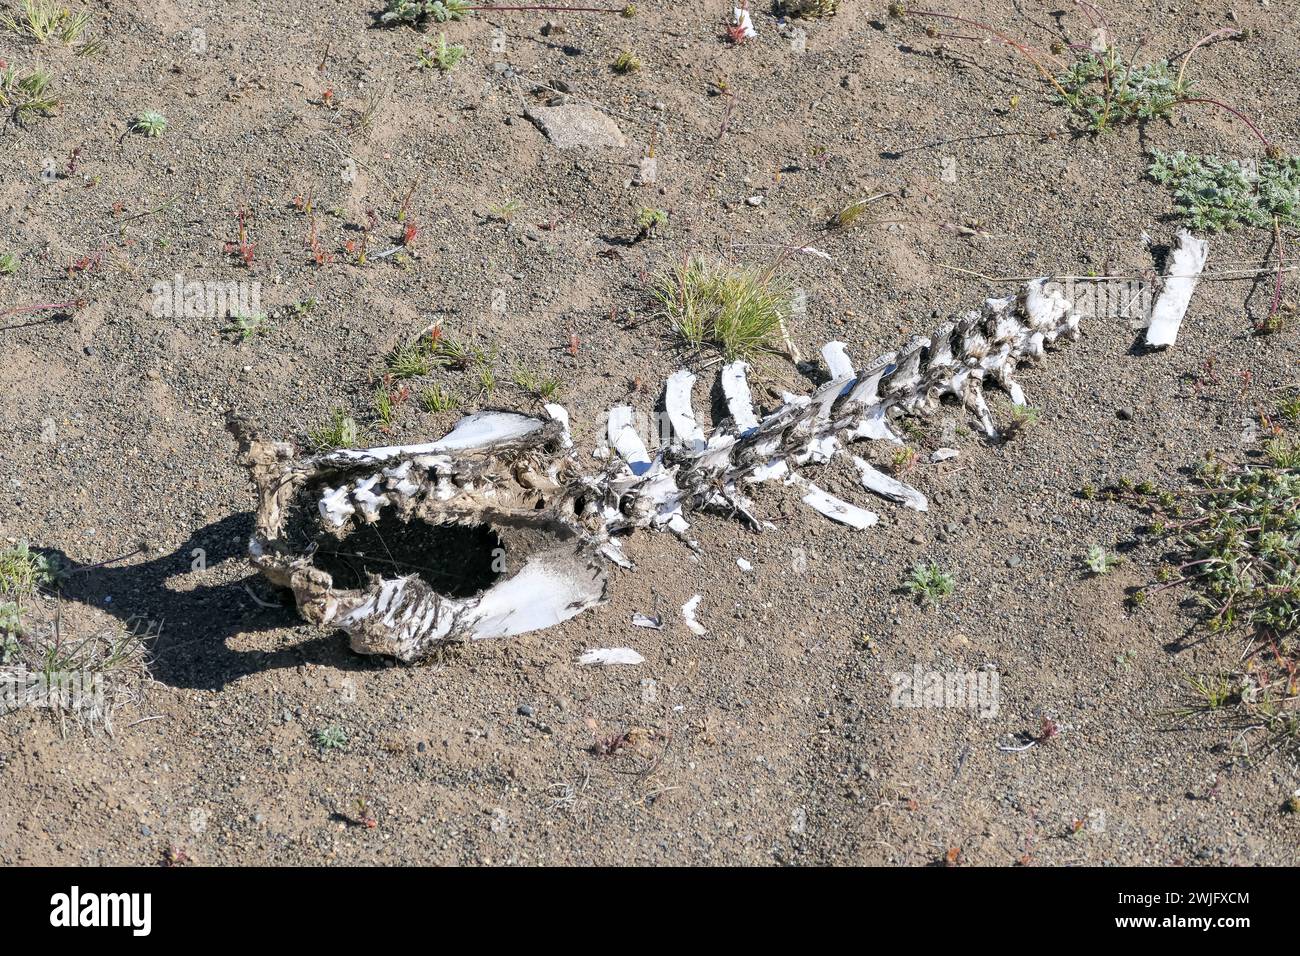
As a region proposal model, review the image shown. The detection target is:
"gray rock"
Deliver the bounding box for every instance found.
[525,103,627,150]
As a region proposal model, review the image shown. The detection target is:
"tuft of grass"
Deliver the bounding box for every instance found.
[611,48,641,74]
[386,341,433,380]
[131,110,167,137]
[2,0,90,43]
[420,385,459,413]
[307,409,360,452]
[419,32,465,71]
[905,562,955,606]
[831,197,875,230]
[0,65,59,122]
[1183,673,1236,712]
[511,366,562,400]
[653,257,793,360]
[1085,545,1120,575]
[1148,149,1300,232]
[0,252,17,275]
[314,725,349,750]
[373,387,398,429]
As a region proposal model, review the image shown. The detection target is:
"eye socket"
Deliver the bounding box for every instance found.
[308,513,504,598]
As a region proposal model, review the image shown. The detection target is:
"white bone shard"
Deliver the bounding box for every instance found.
[721,361,761,435]
[543,403,573,448]
[821,341,855,381]
[632,613,663,629]
[663,369,706,450]
[1146,229,1210,348]
[682,595,708,635]
[790,476,879,529]
[578,647,644,666]
[607,405,653,475]
[851,456,928,511]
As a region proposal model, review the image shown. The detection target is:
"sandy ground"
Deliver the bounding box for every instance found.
[1,0,1298,865]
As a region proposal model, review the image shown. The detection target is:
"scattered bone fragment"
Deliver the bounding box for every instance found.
[632,613,664,629]
[578,648,644,666]
[1145,229,1210,348]
[737,558,753,572]
[607,405,653,475]
[851,455,928,511]
[720,361,761,435]
[790,476,879,530]
[663,369,707,450]
[821,341,855,380]
[682,595,708,635]
[931,448,960,462]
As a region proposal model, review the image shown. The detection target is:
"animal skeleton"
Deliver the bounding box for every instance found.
[237,277,1083,662]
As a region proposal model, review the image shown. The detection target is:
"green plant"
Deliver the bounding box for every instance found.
[373,387,398,429]
[0,65,59,122]
[633,206,666,241]
[131,110,167,137]
[832,197,875,229]
[0,252,17,275]
[511,366,561,399]
[1053,49,1183,134]
[778,0,837,16]
[420,385,459,412]
[307,409,360,452]
[1266,437,1300,469]
[1279,392,1300,425]
[653,257,793,360]
[1002,404,1040,440]
[1085,545,1120,575]
[487,198,522,223]
[387,342,433,379]
[314,725,349,750]
[1148,149,1300,232]
[611,48,641,74]
[905,561,955,606]
[419,32,465,71]
[0,542,60,597]
[1146,457,1299,637]
[1185,673,1236,712]
[2,0,90,43]
[0,602,22,662]
[222,312,267,342]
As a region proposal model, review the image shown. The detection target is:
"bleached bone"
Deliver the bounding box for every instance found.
[663,369,706,450]
[578,648,644,666]
[852,456,928,512]
[1145,229,1210,348]
[721,361,761,435]
[236,274,1087,662]
[681,595,708,635]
